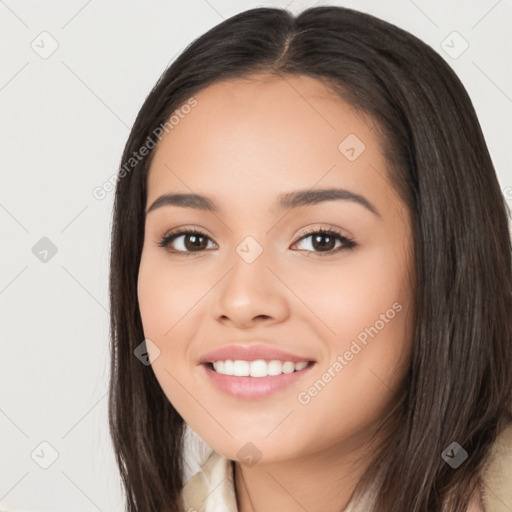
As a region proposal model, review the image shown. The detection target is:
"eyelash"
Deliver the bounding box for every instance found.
[157,226,357,257]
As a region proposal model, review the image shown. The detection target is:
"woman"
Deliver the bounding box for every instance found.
[108,6,512,511]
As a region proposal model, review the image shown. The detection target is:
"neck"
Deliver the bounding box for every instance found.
[233,428,384,512]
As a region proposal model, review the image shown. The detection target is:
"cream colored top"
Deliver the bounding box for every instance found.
[181,424,512,512]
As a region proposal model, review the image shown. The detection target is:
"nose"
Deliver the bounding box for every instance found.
[212,246,290,329]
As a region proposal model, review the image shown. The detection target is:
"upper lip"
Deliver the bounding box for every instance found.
[199,344,315,364]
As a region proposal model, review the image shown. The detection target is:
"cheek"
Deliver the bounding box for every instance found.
[137,250,207,342]
[287,243,412,349]
[137,249,208,418]
[284,244,414,414]
[268,255,413,457]
[136,246,220,357]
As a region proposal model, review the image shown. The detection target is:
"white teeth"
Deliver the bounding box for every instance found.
[211,359,310,377]
[282,361,295,374]
[267,360,283,376]
[224,360,234,374]
[249,359,267,377]
[233,360,250,376]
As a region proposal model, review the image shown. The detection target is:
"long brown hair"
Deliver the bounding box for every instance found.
[108,6,512,511]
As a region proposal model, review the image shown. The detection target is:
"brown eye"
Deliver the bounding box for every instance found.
[158,229,216,254]
[293,228,356,255]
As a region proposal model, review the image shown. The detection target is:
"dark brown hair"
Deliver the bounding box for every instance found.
[108,6,512,511]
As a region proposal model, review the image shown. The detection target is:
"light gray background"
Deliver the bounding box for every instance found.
[1,0,511,510]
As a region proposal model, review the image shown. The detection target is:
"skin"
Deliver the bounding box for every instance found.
[137,73,417,511]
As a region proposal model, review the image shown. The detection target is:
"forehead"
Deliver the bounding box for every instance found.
[146,73,393,210]
[195,73,340,105]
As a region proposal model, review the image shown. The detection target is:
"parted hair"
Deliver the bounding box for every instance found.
[108,6,512,511]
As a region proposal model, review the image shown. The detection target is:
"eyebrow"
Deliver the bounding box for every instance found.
[146,188,380,217]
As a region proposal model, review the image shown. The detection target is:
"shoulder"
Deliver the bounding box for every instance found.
[480,422,512,512]
[181,450,238,512]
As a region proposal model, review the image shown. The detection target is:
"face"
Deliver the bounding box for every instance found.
[137,73,415,464]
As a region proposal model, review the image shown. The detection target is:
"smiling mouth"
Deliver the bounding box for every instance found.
[201,358,316,399]
[204,359,315,377]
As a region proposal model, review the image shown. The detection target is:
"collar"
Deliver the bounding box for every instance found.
[181,448,238,512]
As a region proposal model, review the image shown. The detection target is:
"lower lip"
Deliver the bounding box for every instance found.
[201,362,315,399]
